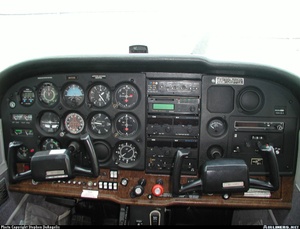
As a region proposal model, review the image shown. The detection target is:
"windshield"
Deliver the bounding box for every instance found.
[0,0,299,75]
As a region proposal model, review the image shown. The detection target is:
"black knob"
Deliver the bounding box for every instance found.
[138,178,147,186]
[131,185,144,198]
[165,125,172,133]
[130,178,147,198]
[207,145,223,159]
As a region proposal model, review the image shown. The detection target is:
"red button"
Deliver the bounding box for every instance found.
[151,184,164,197]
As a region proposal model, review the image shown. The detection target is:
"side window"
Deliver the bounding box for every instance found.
[295,135,300,191]
[0,120,8,174]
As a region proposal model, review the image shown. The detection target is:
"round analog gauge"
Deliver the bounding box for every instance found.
[115,84,139,109]
[207,118,227,137]
[115,142,139,164]
[20,87,35,106]
[38,82,59,106]
[65,112,85,134]
[40,112,60,133]
[90,113,111,135]
[17,145,29,160]
[115,113,139,137]
[88,84,111,107]
[41,138,61,150]
[63,83,85,108]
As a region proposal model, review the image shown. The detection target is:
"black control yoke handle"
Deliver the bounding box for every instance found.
[7,141,32,184]
[171,142,280,196]
[249,142,280,191]
[80,133,99,177]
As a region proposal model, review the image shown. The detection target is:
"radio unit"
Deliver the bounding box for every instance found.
[147,80,201,96]
[147,115,199,137]
[146,79,201,175]
[146,138,198,175]
[234,121,284,132]
[148,96,199,114]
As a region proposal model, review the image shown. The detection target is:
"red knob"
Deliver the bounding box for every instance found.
[152,184,164,197]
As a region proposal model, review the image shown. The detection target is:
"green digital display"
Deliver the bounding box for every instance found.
[153,104,174,110]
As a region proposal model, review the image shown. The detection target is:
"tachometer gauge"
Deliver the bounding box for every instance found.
[38,82,59,106]
[90,113,111,135]
[41,138,61,150]
[88,84,111,107]
[20,87,35,106]
[64,112,85,134]
[63,83,85,108]
[115,141,139,164]
[115,84,139,109]
[115,113,139,137]
[40,111,60,133]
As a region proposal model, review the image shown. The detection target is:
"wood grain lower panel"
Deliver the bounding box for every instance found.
[8,169,294,209]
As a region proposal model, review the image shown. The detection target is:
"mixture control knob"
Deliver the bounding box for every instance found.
[151,179,164,197]
[152,184,164,197]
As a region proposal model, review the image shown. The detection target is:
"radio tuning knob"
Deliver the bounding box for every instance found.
[165,125,172,133]
[187,126,193,134]
[190,106,196,112]
[276,124,284,131]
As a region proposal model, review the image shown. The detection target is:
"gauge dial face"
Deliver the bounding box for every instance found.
[63,83,85,107]
[38,82,59,106]
[41,138,61,150]
[64,112,85,134]
[40,112,60,133]
[207,118,227,137]
[17,146,29,160]
[20,87,35,106]
[90,113,111,135]
[115,84,139,109]
[115,142,139,164]
[88,84,111,107]
[115,113,138,137]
